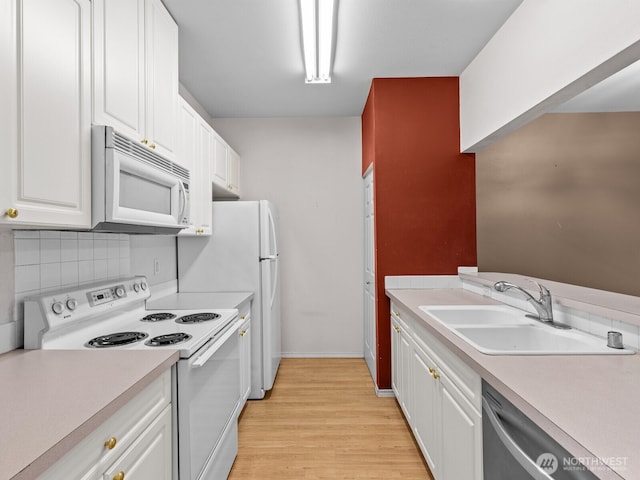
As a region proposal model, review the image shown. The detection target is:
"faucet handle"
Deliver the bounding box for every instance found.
[530,280,550,298]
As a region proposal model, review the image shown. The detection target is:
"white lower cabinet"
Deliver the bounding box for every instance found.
[390,304,483,480]
[37,370,172,480]
[391,315,412,421]
[238,315,252,410]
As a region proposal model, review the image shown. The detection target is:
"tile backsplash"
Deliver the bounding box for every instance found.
[14,231,131,304]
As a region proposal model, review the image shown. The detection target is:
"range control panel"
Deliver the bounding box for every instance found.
[23,276,151,349]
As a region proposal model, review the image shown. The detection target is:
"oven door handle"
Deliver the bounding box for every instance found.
[192,318,239,368]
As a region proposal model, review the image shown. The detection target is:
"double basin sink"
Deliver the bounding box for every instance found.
[418,305,634,355]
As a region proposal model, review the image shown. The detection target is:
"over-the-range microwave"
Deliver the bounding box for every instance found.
[91,125,190,234]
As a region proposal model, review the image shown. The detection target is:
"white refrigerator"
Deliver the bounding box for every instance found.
[178,200,281,399]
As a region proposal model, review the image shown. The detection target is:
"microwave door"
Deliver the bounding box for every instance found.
[107,150,186,228]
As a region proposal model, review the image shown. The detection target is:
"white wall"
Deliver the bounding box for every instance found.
[211,117,364,357]
[460,0,640,152]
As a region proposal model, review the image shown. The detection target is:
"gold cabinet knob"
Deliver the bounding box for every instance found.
[113,472,125,480]
[104,437,117,450]
[394,311,401,318]
[432,370,440,380]
[149,143,156,149]
[393,326,401,333]
[239,329,247,337]
[428,367,435,374]
[240,315,246,320]
[141,138,148,145]
[5,208,18,219]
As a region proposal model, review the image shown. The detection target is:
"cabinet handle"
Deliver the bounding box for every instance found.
[104,437,117,450]
[240,315,246,320]
[5,208,18,219]
[428,367,435,374]
[113,472,125,480]
[149,143,156,149]
[239,329,247,337]
[393,326,401,333]
[141,138,148,145]
[227,184,232,189]
[432,370,440,380]
[394,311,401,318]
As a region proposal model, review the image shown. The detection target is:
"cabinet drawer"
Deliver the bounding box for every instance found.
[38,369,171,480]
[103,405,172,480]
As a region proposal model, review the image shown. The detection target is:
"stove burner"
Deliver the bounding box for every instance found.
[176,312,221,324]
[86,331,148,348]
[145,332,193,346]
[141,312,177,322]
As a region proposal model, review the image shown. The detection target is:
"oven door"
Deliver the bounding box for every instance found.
[177,320,240,480]
[106,148,189,229]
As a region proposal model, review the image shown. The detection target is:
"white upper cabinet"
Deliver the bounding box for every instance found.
[93,0,179,162]
[212,133,241,199]
[178,97,213,236]
[1,0,92,228]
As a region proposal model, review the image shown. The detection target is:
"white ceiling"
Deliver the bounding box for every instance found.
[162,0,525,118]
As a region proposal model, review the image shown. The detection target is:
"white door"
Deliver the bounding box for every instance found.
[363,169,376,381]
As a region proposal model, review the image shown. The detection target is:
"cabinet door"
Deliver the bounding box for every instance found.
[227,148,240,195]
[399,327,412,421]
[103,405,172,480]
[212,133,229,187]
[92,0,145,140]
[196,118,213,234]
[440,376,482,480]
[239,318,252,406]
[2,0,91,228]
[177,99,197,235]
[145,0,178,160]
[411,346,441,477]
[391,319,401,398]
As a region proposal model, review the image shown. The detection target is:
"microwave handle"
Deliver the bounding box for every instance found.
[178,180,187,218]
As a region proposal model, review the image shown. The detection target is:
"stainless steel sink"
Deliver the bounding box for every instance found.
[419,305,634,355]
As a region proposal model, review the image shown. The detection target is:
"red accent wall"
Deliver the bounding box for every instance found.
[361,78,477,390]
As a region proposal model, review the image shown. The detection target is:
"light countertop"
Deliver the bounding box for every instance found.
[1,349,178,480]
[387,288,640,480]
[146,291,254,310]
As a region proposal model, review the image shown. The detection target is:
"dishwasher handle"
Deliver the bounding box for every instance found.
[482,397,555,480]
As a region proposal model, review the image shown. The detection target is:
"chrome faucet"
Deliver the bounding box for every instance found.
[494,280,570,329]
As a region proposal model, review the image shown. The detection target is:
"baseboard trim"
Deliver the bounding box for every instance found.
[374,387,395,398]
[282,352,364,359]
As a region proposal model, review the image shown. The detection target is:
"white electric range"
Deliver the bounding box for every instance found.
[23,276,242,480]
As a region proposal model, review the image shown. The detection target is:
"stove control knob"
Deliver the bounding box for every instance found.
[66,298,78,311]
[115,287,125,298]
[140,281,147,291]
[52,302,64,315]
[133,283,140,293]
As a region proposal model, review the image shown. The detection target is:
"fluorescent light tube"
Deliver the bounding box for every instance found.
[299,0,336,84]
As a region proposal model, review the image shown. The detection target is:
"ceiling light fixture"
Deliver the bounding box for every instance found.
[299,0,337,84]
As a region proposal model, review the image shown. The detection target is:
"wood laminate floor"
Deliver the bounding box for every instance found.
[228,358,434,480]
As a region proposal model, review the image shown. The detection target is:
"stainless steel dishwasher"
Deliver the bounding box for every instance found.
[482,382,600,479]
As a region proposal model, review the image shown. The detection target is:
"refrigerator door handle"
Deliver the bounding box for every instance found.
[260,255,278,261]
